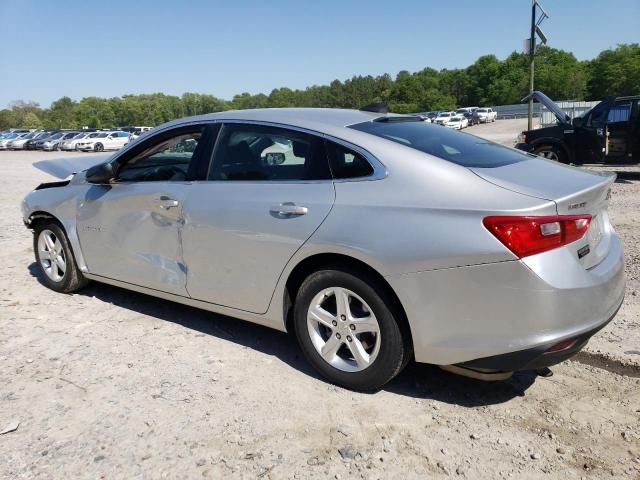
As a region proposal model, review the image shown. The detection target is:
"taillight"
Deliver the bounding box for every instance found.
[483,215,591,258]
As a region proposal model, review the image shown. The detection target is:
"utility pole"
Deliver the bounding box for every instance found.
[528,0,536,131]
[527,0,548,130]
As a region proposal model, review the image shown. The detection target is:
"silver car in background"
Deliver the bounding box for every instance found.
[7,131,39,150]
[22,108,625,391]
[0,132,27,150]
[41,131,79,151]
[60,131,100,151]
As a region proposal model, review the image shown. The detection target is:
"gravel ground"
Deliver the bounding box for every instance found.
[1,145,639,479]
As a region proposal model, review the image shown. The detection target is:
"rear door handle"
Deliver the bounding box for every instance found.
[154,195,180,209]
[270,203,308,217]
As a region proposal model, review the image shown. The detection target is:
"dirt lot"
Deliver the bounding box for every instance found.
[1,139,639,479]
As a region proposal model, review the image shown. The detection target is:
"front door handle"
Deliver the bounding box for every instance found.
[154,195,180,209]
[270,203,308,217]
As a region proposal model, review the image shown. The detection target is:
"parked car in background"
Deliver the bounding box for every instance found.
[7,131,41,150]
[76,131,130,152]
[444,115,468,130]
[118,126,152,134]
[416,114,432,123]
[463,111,479,126]
[41,131,79,151]
[516,91,640,164]
[36,132,65,150]
[435,111,456,125]
[22,108,624,391]
[0,132,27,150]
[455,107,478,116]
[25,131,56,150]
[476,108,497,123]
[60,131,101,151]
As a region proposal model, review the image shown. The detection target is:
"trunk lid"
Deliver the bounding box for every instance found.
[472,158,615,269]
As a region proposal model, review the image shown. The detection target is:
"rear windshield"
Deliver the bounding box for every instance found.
[349,120,528,168]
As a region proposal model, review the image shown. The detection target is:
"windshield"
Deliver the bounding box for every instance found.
[476,109,488,113]
[49,133,64,140]
[440,113,451,117]
[72,133,86,139]
[349,120,528,168]
[456,109,467,114]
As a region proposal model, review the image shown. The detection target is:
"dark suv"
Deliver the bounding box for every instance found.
[516,91,639,164]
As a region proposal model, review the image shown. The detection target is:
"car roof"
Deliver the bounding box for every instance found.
[162,108,385,137]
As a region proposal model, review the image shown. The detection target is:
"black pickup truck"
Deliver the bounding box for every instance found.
[515,91,639,164]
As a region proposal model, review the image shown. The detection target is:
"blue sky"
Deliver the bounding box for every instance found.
[1,0,638,108]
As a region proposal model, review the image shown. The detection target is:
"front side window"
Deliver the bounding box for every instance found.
[209,124,331,181]
[117,127,203,182]
[587,102,609,127]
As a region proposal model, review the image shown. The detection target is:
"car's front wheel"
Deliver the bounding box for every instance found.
[294,269,409,391]
[94,143,104,152]
[533,144,568,163]
[34,222,89,293]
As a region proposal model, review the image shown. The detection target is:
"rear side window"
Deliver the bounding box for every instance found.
[607,102,631,123]
[349,120,527,168]
[209,124,331,181]
[325,141,373,179]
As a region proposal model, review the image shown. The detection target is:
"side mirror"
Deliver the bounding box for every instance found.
[264,152,286,165]
[86,162,115,184]
[572,116,584,128]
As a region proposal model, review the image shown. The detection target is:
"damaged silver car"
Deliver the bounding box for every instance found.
[22,108,625,391]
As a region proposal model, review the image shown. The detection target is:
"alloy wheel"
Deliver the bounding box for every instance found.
[37,229,66,282]
[306,287,381,372]
[537,150,559,161]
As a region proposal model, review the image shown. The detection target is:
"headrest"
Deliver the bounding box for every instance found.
[292,140,310,158]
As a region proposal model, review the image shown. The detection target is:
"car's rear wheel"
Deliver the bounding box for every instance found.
[94,143,104,152]
[294,269,409,391]
[533,144,568,164]
[34,222,89,293]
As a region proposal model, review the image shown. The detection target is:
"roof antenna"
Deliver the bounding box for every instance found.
[359,103,388,114]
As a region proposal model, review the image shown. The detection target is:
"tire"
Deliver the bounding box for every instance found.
[94,143,104,152]
[294,268,409,391]
[533,144,568,164]
[34,222,89,293]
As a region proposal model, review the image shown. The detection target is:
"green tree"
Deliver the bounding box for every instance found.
[47,96,77,128]
[22,112,43,129]
[588,43,640,99]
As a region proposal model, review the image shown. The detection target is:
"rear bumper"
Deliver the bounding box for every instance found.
[387,234,626,365]
[458,299,622,371]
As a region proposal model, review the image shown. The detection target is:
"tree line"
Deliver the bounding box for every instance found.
[1,43,637,130]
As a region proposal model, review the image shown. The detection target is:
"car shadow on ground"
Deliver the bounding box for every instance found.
[29,263,537,406]
[615,170,640,182]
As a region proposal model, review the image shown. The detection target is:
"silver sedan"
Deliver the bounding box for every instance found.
[22,108,625,391]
